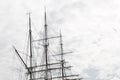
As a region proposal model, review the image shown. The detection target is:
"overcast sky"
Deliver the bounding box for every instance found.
[1,0,120,80]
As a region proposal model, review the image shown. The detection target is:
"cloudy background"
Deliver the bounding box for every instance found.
[1,0,120,80]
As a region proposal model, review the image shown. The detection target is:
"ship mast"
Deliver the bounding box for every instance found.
[44,10,49,80]
[28,13,33,80]
[60,31,65,80]
[13,9,82,80]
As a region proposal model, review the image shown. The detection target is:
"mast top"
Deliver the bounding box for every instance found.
[44,6,48,27]
[60,30,62,37]
[27,12,32,30]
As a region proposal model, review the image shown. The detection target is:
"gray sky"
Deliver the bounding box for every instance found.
[1,0,120,80]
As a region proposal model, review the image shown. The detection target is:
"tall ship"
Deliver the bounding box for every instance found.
[13,9,82,80]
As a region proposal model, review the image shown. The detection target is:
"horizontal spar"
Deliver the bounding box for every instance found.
[28,62,67,68]
[33,36,60,42]
[28,66,72,73]
[31,74,79,80]
[52,52,73,56]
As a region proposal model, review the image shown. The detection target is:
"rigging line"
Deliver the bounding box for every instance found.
[38,50,45,64]
[40,54,45,68]
[37,49,43,60]
[32,38,37,66]
[31,22,42,39]
[33,47,40,65]
[47,48,59,61]
[32,37,40,80]
[23,25,29,55]
[39,52,44,66]
[49,37,60,50]
[49,50,60,61]
[26,32,30,66]
[40,28,44,35]
[48,26,59,36]
[37,25,44,38]
[46,49,54,80]
[25,73,29,80]
[58,68,61,79]
[31,21,39,33]
[48,40,58,52]
[48,45,60,58]
[40,49,45,65]
[38,51,46,77]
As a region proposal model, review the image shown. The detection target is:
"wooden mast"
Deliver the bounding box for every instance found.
[28,13,33,80]
[60,31,65,80]
[13,10,81,80]
[44,9,49,80]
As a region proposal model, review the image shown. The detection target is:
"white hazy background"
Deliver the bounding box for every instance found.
[1,0,120,80]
